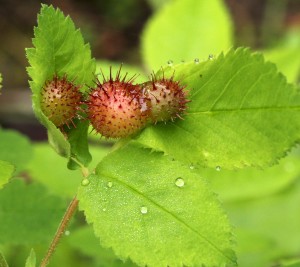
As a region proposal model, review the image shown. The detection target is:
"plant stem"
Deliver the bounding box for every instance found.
[39,195,79,267]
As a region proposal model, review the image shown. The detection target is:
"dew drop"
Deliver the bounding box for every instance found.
[64,230,70,236]
[102,208,107,212]
[216,166,221,171]
[107,181,113,188]
[81,178,90,186]
[140,206,148,214]
[175,177,185,187]
[167,60,173,66]
[194,58,200,64]
[208,54,214,60]
[189,164,195,170]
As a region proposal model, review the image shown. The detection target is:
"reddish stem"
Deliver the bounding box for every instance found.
[40,196,79,267]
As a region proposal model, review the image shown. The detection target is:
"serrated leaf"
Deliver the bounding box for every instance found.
[67,226,137,267]
[0,251,8,267]
[78,143,236,267]
[0,179,66,245]
[0,129,33,173]
[135,48,300,169]
[25,249,35,267]
[199,152,300,202]
[0,161,14,189]
[26,4,96,167]
[142,0,233,70]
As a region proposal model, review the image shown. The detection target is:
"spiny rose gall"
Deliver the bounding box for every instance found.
[87,69,150,139]
[142,75,189,123]
[40,75,82,127]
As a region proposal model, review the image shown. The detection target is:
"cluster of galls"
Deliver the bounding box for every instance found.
[40,70,189,139]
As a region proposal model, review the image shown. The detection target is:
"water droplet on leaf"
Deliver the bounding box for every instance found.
[167,60,173,66]
[81,178,90,186]
[208,54,214,60]
[216,166,221,171]
[140,206,148,214]
[189,164,195,170]
[107,181,113,188]
[175,177,185,187]
[102,208,107,212]
[65,230,70,236]
[194,58,199,64]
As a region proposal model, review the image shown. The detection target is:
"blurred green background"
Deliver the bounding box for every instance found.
[0,0,299,140]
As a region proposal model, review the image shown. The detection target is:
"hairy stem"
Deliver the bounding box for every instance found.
[39,195,79,267]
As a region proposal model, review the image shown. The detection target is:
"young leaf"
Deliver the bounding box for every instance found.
[0,179,66,245]
[26,4,95,168]
[0,160,14,189]
[78,143,236,267]
[135,48,300,169]
[142,0,233,70]
[0,129,33,173]
[25,249,36,267]
[0,251,8,267]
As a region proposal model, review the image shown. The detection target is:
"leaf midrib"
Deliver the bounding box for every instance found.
[97,170,235,263]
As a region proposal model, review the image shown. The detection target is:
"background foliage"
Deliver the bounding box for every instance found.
[0,0,300,266]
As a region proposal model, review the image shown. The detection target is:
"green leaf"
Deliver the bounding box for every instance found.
[0,161,14,189]
[135,48,300,169]
[78,143,236,267]
[67,226,137,267]
[25,249,35,267]
[0,129,33,173]
[27,142,110,198]
[264,29,300,84]
[26,4,96,167]
[226,176,300,265]
[96,60,148,84]
[201,152,300,202]
[0,251,8,267]
[142,0,233,70]
[0,179,66,245]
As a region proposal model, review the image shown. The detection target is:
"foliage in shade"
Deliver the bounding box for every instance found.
[0,179,66,245]
[135,48,300,169]
[26,4,96,168]
[200,152,300,202]
[0,161,14,189]
[0,251,8,267]
[0,129,33,173]
[142,0,233,70]
[27,142,110,198]
[78,143,236,267]
[25,249,36,267]
[67,226,137,267]
[0,73,2,94]
[264,29,300,84]
[226,177,300,266]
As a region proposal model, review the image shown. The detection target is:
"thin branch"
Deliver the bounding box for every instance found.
[39,195,79,267]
